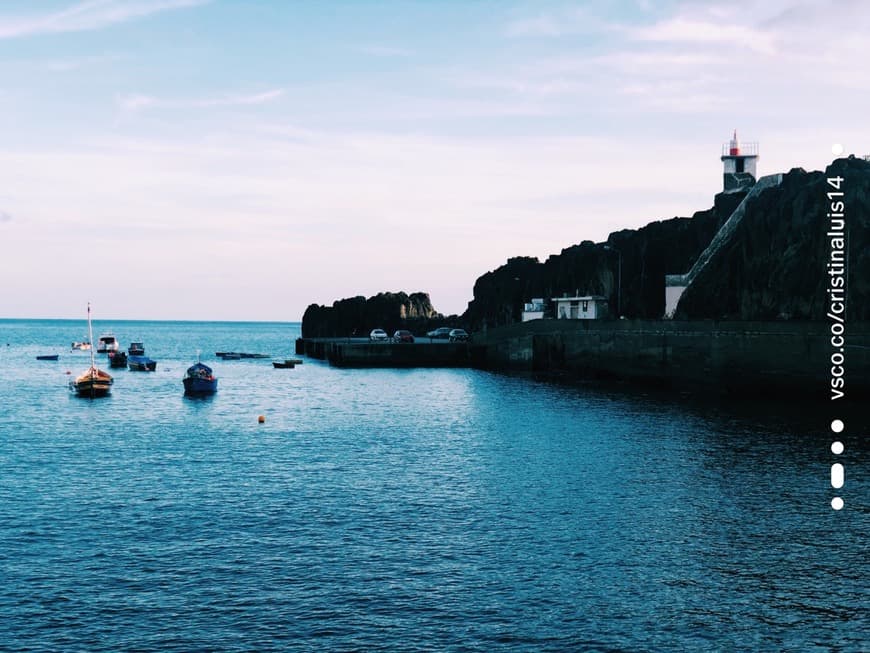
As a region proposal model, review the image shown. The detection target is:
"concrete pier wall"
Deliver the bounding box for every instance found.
[296,338,470,368]
[476,319,870,399]
[296,321,869,399]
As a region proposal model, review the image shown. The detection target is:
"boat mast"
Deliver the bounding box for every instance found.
[87,302,96,375]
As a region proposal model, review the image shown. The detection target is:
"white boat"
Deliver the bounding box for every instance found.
[96,332,119,353]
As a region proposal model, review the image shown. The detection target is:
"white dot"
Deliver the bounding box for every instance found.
[831,419,844,433]
[832,441,844,455]
[831,497,844,510]
[832,143,844,156]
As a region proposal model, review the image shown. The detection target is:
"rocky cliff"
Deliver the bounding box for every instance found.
[302,158,869,337]
[462,157,870,328]
[676,157,870,320]
[302,291,454,338]
[461,193,744,330]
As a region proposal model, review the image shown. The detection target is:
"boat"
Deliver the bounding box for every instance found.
[273,358,303,369]
[128,342,145,356]
[96,332,119,353]
[108,350,128,368]
[71,341,91,351]
[216,351,270,359]
[183,360,218,395]
[216,351,241,360]
[36,354,59,361]
[70,304,113,398]
[128,355,157,372]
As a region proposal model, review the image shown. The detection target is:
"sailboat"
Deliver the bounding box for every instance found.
[70,303,114,398]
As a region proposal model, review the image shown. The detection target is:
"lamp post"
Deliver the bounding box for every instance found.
[603,245,622,318]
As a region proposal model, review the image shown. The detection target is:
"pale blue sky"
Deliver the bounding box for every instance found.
[1,0,868,320]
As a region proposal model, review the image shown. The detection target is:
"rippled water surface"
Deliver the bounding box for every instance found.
[0,319,866,651]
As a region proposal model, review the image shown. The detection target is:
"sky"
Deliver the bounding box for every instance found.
[2,0,869,321]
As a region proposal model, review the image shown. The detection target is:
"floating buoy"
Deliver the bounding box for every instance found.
[66,370,71,375]
[258,415,265,424]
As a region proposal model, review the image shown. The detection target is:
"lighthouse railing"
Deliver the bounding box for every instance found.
[721,141,759,157]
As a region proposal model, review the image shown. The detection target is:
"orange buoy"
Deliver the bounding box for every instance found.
[258,415,265,424]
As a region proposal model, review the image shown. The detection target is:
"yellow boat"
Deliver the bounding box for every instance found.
[71,366,114,398]
[70,303,113,398]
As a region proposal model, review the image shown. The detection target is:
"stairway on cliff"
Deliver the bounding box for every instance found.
[667,174,784,313]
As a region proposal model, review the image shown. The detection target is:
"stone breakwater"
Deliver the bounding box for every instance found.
[296,338,471,368]
[472,319,870,401]
[295,319,869,401]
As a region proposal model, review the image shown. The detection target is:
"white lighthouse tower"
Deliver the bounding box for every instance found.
[720,129,758,191]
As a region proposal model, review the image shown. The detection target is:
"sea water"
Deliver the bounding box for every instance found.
[0,319,866,651]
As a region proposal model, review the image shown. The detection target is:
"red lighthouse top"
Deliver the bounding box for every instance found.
[729,129,740,156]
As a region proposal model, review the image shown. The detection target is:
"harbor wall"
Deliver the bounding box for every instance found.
[296,320,870,400]
[296,338,470,368]
[474,319,870,400]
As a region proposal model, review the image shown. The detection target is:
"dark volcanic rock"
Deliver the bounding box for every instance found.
[305,159,869,336]
[302,291,455,338]
[462,201,736,330]
[676,157,870,320]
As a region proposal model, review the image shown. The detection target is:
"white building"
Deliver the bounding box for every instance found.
[553,295,608,320]
[521,298,546,322]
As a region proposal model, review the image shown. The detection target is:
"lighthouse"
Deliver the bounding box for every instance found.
[720,129,758,191]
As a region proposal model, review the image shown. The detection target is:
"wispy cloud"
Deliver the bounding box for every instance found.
[504,7,618,37]
[490,1,870,115]
[358,44,413,57]
[0,0,210,40]
[505,13,564,37]
[449,67,592,96]
[0,211,12,223]
[45,53,122,71]
[632,18,777,55]
[117,89,285,111]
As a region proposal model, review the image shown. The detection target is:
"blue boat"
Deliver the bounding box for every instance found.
[183,361,218,395]
[128,355,157,371]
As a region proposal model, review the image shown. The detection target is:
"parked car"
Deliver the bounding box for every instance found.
[426,327,453,339]
[448,328,469,342]
[393,330,415,343]
[369,329,389,341]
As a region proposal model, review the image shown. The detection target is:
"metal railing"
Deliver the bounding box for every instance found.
[721,141,759,157]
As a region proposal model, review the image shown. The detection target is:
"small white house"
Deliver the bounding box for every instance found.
[521,298,546,322]
[553,295,608,320]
